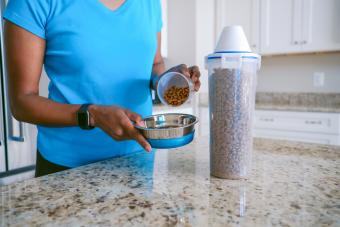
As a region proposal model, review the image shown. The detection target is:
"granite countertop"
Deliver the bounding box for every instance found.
[1,136,339,226]
[199,92,340,113]
[255,92,340,113]
[255,104,340,113]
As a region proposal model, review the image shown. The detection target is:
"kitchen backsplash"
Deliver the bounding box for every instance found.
[256,92,340,109]
[198,92,340,111]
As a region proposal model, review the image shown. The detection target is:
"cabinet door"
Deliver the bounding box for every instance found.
[215,0,260,52]
[260,0,302,54]
[301,0,340,52]
[254,110,340,134]
[254,128,340,145]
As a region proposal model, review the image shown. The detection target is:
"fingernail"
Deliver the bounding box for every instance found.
[137,122,144,127]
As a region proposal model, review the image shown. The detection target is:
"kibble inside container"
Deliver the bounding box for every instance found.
[207,58,259,179]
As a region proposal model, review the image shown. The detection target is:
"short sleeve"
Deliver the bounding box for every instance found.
[4,0,50,39]
[154,0,163,32]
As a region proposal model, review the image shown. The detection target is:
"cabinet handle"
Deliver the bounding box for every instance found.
[252,44,257,48]
[303,40,307,44]
[260,118,274,122]
[293,41,299,45]
[305,120,322,125]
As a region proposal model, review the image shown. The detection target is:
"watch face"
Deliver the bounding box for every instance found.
[77,112,89,129]
[78,113,87,126]
[77,104,94,130]
[78,113,87,128]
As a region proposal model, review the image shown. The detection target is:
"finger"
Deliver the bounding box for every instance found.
[191,75,198,83]
[131,129,152,152]
[178,64,191,78]
[189,66,201,80]
[194,80,201,91]
[122,119,152,152]
[189,66,201,77]
[125,110,142,124]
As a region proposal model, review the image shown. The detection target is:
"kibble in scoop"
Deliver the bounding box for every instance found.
[164,86,189,106]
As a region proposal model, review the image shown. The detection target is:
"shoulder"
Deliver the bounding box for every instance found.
[6,0,51,10]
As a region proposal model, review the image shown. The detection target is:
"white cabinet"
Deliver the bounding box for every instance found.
[300,0,340,52]
[215,0,260,52]
[254,110,340,145]
[260,0,340,55]
[216,0,340,55]
[196,107,340,145]
[254,128,340,145]
[260,0,302,54]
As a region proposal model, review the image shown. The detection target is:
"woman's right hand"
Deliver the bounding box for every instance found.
[88,105,152,152]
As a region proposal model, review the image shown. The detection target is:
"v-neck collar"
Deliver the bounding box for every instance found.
[95,0,132,14]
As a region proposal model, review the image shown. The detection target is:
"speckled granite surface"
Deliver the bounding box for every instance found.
[255,92,340,113]
[1,137,339,226]
[199,92,340,112]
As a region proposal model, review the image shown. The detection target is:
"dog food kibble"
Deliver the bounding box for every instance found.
[209,68,256,179]
[164,86,189,106]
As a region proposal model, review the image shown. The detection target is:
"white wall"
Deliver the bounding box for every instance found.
[195,0,215,94]
[165,0,215,94]
[257,53,340,93]
[165,0,196,68]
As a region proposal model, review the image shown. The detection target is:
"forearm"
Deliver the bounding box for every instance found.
[11,94,80,127]
[151,58,166,90]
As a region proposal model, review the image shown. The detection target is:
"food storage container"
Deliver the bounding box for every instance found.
[205,26,261,179]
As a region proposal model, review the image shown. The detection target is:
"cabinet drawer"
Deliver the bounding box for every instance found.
[254,128,340,145]
[254,110,340,134]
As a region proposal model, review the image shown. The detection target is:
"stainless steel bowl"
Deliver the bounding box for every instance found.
[135,113,198,139]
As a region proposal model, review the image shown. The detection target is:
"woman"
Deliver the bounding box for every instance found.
[4,0,201,177]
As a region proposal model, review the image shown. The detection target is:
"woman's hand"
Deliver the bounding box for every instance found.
[88,105,152,152]
[167,64,201,91]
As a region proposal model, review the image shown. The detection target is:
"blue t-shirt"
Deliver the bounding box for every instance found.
[4,0,162,167]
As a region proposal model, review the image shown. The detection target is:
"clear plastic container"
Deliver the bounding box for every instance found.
[206,53,261,179]
[206,25,261,179]
[157,72,194,107]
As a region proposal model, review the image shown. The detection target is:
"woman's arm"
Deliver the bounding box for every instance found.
[151,32,201,91]
[151,32,166,89]
[5,21,80,127]
[5,22,151,151]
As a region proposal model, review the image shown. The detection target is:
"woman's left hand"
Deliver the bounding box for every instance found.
[167,64,201,91]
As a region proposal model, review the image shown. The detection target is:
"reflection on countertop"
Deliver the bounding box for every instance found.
[1,134,339,226]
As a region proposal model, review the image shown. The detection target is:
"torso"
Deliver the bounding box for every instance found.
[37,0,162,167]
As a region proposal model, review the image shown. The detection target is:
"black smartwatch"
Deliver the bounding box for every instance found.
[77,104,95,130]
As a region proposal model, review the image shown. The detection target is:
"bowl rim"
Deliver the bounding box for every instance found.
[134,113,199,131]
